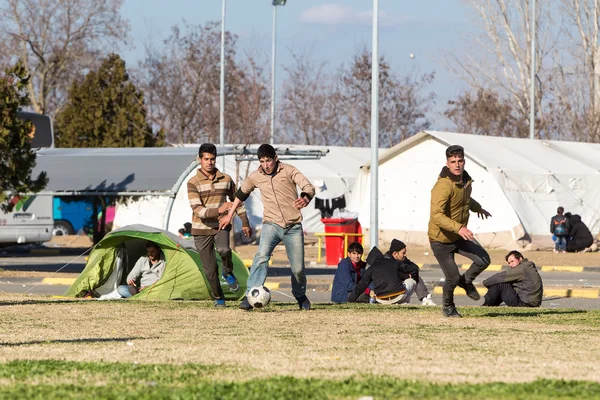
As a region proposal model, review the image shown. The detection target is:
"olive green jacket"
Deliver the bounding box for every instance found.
[428,167,482,243]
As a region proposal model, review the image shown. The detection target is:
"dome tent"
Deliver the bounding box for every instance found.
[64,224,248,300]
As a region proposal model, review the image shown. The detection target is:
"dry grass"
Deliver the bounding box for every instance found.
[1,294,599,384]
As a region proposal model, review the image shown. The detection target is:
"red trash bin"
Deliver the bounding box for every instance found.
[321,218,362,266]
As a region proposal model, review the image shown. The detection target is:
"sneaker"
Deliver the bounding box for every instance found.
[458,276,480,301]
[442,306,462,318]
[239,296,253,311]
[297,295,311,311]
[214,299,226,308]
[421,294,436,306]
[553,249,559,254]
[222,272,240,292]
[582,247,590,253]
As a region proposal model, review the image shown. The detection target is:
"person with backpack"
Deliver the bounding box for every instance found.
[550,207,570,253]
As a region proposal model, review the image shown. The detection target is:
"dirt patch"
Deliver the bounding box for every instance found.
[0,294,599,383]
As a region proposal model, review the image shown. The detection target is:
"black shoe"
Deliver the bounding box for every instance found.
[297,295,311,311]
[459,276,481,301]
[442,305,462,318]
[239,296,253,311]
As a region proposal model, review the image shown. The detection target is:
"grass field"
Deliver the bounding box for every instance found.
[1,294,600,399]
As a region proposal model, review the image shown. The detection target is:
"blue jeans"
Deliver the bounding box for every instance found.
[117,285,136,298]
[247,222,306,299]
[554,236,567,252]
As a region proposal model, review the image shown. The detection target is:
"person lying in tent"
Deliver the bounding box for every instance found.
[117,241,166,298]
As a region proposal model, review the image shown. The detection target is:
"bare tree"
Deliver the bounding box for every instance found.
[337,47,435,147]
[545,0,600,142]
[445,89,530,137]
[452,0,558,138]
[279,48,344,145]
[0,0,129,116]
[137,21,269,145]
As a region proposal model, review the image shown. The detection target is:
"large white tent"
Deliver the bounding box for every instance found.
[113,145,374,237]
[348,131,600,249]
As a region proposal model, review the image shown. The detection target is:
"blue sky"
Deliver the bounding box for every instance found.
[121,0,479,129]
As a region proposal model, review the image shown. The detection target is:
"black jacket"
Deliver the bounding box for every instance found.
[568,214,594,248]
[348,247,410,302]
[384,251,420,283]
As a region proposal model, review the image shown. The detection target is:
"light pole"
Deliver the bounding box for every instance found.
[220,0,226,170]
[529,0,536,140]
[370,0,379,250]
[271,0,287,145]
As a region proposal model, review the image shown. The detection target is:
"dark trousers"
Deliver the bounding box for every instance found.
[483,283,532,307]
[567,238,593,253]
[430,239,490,307]
[415,276,429,301]
[194,229,233,300]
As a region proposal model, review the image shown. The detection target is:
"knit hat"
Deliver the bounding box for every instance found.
[389,239,406,253]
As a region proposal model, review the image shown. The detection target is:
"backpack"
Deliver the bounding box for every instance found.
[554,218,567,235]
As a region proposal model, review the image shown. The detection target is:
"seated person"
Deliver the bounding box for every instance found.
[550,206,570,253]
[117,241,166,298]
[566,214,594,253]
[348,246,416,305]
[482,250,542,307]
[384,239,436,306]
[331,242,371,303]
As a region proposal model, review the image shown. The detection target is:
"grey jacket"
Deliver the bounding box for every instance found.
[483,259,543,306]
[127,255,166,288]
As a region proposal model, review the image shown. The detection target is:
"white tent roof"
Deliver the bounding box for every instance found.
[350,131,600,248]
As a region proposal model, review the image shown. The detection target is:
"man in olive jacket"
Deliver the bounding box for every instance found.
[483,250,543,307]
[428,145,492,318]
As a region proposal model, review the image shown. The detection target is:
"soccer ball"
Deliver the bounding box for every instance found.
[247,285,271,308]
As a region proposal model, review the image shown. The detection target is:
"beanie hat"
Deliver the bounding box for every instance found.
[389,239,406,253]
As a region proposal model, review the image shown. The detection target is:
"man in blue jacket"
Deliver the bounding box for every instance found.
[331,242,370,303]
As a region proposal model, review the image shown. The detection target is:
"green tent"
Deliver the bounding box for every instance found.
[64,224,248,300]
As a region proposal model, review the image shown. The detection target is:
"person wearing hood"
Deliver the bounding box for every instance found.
[482,250,543,307]
[428,145,492,318]
[348,247,416,305]
[384,239,436,306]
[567,214,594,252]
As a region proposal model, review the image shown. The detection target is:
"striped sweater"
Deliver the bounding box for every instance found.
[187,168,249,236]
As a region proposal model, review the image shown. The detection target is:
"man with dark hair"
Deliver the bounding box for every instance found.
[331,242,371,303]
[550,206,569,253]
[482,250,543,307]
[428,144,492,318]
[384,239,436,306]
[219,144,315,311]
[348,246,416,304]
[187,143,252,307]
[117,241,166,298]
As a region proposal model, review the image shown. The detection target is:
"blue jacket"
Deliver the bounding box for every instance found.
[331,257,366,303]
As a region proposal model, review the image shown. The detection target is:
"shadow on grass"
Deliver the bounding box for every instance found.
[480,309,587,318]
[0,299,82,307]
[0,336,158,347]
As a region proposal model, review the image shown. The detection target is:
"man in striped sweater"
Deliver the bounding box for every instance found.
[187,143,252,307]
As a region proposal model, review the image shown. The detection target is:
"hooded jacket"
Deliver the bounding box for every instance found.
[568,215,594,248]
[348,247,410,302]
[483,259,543,307]
[428,167,482,243]
[384,251,420,283]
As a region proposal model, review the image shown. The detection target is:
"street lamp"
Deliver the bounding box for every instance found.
[270,0,287,145]
[220,0,226,171]
[370,0,379,250]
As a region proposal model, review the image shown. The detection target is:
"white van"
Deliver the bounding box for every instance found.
[0,195,53,245]
[0,112,54,245]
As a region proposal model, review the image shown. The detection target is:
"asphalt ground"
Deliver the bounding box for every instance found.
[1,253,600,309]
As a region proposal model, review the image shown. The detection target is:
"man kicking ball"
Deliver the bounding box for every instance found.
[428,145,491,318]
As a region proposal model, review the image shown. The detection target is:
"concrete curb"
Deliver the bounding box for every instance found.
[432,286,600,299]
[414,263,600,273]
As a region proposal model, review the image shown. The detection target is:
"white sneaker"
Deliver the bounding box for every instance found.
[421,294,436,306]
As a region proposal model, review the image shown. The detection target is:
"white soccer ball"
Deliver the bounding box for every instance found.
[247,285,271,308]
